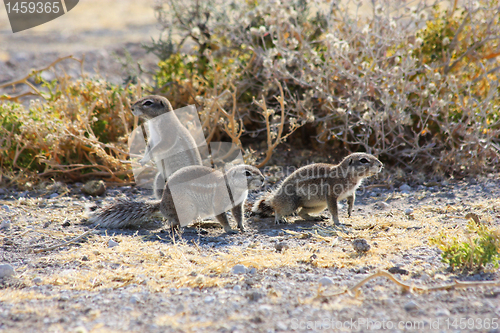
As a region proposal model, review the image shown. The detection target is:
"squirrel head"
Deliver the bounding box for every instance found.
[341,153,383,178]
[226,165,265,190]
[131,95,173,119]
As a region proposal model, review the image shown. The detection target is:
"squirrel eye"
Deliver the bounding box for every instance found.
[244,170,252,177]
[360,158,369,164]
[143,100,153,106]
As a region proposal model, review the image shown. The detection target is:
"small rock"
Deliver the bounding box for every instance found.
[49,192,59,199]
[404,300,418,311]
[59,295,70,301]
[0,220,11,230]
[374,201,390,209]
[275,242,289,252]
[62,220,71,227]
[231,264,247,274]
[388,267,409,275]
[129,295,140,304]
[352,239,371,254]
[245,291,264,302]
[204,296,215,303]
[420,273,431,282]
[399,184,411,192]
[276,322,288,331]
[0,264,15,278]
[1,205,10,212]
[108,239,119,248]
[258,305,272,316]
[81,180,106,196]
[32,277,43,284]
[81,255,90,261]
[248,267,257,275]
[435,308,450,316]
[318,277,334,286]
[404,208,414,215]
[74,326,89,333]
[233,285,242,292]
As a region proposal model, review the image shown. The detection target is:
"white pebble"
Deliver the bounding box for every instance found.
[399,184,411,192]
[33,277,43,284]
[129,295,140,304]
[204,296,215,303]
[0,220,11,230]
[231,264,247,274]
[318,277,334,286]
[276,322,288,331]
[233,285,242,292]
[404,208,414,215]
[2,205,10,212]
[108,239,119,248]
[375,201,390,209]
[436,308,450,316]
[258,305,272,316]
[0,264,15,278]
[404,300,418,311]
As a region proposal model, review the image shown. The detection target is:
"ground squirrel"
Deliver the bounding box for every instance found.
[131,95,203,199]
[252,153,383,225]
[88,165,265,232]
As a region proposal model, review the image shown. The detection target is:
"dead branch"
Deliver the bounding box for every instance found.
[33,229,97,253]
[0,55,83,102]
[317,270,500,299]
[215,85,244,147]
[254,80,303,168]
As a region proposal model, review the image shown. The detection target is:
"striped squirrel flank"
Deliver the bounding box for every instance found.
[251,153,383,226]
[85,165,265,231]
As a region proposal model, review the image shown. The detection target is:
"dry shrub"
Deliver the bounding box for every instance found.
[0,57,138,183]
[151,0,500,174]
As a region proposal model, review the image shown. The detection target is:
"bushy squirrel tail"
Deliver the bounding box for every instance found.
[251,192,274,216]
[85,198,162,229]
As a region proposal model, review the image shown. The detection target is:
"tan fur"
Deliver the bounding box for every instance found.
[131,95,203,199]
[252,153,383,225]
[88,165,264,232]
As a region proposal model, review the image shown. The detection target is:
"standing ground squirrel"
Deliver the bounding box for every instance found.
[131,95,203,199]
[87,165,264,232]
[252,153,383,225]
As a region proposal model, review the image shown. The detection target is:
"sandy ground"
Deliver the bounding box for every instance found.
[0,173,499,332]
[0,0,161,87]
[1,1,500,332]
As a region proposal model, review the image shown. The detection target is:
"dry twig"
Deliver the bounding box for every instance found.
[317,270,500,299]
[33,229,97,253]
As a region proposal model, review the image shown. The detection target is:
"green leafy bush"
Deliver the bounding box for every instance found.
[430,221,500,272]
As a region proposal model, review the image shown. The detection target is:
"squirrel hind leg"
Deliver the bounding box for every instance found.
[298,205,328,221]
[215,213,235,233]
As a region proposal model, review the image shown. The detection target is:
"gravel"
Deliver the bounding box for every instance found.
[0,165,499,333]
